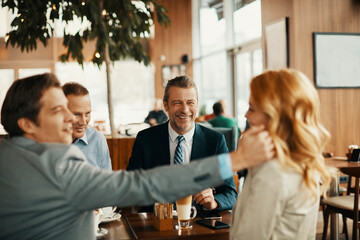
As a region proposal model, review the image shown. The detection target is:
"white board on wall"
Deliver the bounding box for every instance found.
[313,32,360,88]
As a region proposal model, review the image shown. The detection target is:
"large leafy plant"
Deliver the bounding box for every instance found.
[2,0,170,136]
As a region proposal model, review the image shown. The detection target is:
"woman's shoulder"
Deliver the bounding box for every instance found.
[252,159,282,174]
[252,159,304,185]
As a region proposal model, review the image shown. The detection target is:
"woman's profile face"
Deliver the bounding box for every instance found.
[245,95,269,128]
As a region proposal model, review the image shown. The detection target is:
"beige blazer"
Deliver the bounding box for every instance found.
[230,159,320,240]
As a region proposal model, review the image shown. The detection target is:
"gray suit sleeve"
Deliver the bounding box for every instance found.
[58,146,225,211]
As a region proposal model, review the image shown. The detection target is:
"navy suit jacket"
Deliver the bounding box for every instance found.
[127,122,237,212]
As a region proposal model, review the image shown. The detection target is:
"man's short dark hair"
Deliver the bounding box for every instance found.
[163,75,198,102]
[1,73,61,137]
[213,102,224,116]
[62,82,89,96]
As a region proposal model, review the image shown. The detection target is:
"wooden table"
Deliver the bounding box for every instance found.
[325,158,360,240]
[326,158,360,170]
[98,211,232,240]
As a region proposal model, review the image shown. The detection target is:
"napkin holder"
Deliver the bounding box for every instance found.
[152,214,173,231]
[152,203,173,231]
[348,149,360,162]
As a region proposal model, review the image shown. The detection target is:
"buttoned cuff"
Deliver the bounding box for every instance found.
[217,153,233,180]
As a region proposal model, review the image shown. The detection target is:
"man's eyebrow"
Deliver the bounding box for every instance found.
[71,111,83,115]
[50,105,63,111]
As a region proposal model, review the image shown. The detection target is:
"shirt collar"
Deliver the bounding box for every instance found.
[73,128,89,145]
[10,136,36,147]
[168,121,195,143]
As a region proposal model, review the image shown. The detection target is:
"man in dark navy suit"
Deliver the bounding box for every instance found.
[127,75,237,213]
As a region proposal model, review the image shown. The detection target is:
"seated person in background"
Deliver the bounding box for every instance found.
[0,73,275,239]
[63,82,112,170]
[230,69,331,240]
[127,75,238,213]
[144,98,168,126]
[195,104,215,122]
[208,101,240,136]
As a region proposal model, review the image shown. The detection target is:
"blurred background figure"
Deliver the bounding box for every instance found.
[208,101,240,136]
[144,98,168,127]
[195,104,214,123]
[216,99,232,119]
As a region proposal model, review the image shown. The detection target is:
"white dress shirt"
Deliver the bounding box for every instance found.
[168,121,195,165]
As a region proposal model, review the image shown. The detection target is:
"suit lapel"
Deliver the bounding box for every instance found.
[190,124,205,161]
[158,122,171,165]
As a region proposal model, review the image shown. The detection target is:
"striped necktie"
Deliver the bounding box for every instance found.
[174,135,185,165]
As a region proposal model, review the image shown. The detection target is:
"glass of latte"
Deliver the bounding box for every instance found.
[175,195,197,230]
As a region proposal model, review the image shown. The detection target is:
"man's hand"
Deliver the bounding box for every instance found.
[193,188,218,210]
[230,125,275,172]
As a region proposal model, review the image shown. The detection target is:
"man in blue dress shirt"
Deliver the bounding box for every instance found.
[63,82,112,170]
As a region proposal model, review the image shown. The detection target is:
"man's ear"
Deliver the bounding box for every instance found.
[17,118,37,135]
[163,100,168,112]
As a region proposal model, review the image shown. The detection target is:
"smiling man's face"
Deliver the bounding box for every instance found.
[23,87,74,144]
[163,86,198,135]
[66,94,92,140]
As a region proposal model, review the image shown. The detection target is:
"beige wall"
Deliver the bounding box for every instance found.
[262,0,360,156]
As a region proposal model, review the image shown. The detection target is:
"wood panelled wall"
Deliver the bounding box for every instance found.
[152,0,193,99]
[106,138,135,170]
[262,0,360,156]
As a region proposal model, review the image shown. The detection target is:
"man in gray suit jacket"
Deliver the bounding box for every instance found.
[0,73,274,240]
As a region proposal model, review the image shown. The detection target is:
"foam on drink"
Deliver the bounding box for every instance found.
[176,195,192,220]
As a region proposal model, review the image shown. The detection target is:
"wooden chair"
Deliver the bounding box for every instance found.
[233,174,239,193]
[322,167,360,240]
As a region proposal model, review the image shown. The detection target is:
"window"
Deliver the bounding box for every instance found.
[233,0,262,45]
[235,52,252,130]
[235,43,263,130]
[18,68,51,78]
[0,7,16,37]
[110,61,155,126]
[201,52,229,112]
[56,61,154,135]
[199,0,226,55]
[193,0,263,122]
[56,62,109,131]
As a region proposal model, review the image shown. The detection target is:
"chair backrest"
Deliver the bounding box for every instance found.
[233,174,239,193]
[342,167,360,196]
[211,126,239,151]
[341,167,360,231]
